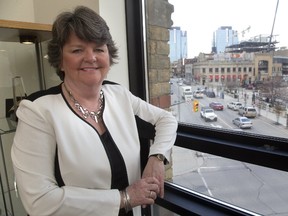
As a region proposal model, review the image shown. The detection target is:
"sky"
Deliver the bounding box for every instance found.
[168,0,288,58]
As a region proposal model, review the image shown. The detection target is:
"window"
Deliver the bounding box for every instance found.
[141,0,288,215]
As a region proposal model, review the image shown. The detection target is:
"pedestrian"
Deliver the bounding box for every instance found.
[11,6,177,216]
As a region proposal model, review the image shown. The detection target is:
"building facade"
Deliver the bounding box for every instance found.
[185,51,285,88]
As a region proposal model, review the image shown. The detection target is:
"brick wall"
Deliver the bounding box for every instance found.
[146,0,175,189]
[146,0,173,109]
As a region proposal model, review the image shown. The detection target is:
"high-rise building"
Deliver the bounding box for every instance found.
[212,26,238,54]
[169,27,187,63]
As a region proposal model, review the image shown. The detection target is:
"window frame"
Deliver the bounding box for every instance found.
[125,0,288,215]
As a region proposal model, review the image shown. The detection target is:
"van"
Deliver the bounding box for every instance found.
[238,106,257,118]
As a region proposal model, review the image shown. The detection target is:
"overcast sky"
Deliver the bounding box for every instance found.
[168,0,288,58]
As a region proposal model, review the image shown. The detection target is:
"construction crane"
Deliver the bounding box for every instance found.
[268,0,279,51]
[241,25,251,37]
[233,25,251,41]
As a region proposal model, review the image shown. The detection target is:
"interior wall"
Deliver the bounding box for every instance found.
[98,1,129,87]
[33,0,99,24]
[0,0,35,21]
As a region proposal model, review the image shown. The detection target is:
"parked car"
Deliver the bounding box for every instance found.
[238,106,257,118]
[209,102,224,110]
[233,117,253,129]
[206,91,216,98]
[193,90,204,98]
[227,101,243,111]
[200,107,217,122]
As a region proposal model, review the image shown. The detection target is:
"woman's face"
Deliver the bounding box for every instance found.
[61,33,110,86]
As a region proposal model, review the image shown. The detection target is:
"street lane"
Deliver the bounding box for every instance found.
[170,81,288,138]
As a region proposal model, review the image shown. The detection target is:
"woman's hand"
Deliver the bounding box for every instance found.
[142,156,165,198]
[124,176,160,209]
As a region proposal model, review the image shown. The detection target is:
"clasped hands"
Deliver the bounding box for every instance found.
[123,156,165,209]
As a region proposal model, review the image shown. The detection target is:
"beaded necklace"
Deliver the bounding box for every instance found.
[64,83,104,123]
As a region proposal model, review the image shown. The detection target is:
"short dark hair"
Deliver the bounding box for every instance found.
[47,6,118,80]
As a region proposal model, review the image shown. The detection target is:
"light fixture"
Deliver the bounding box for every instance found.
[19,35,37,44]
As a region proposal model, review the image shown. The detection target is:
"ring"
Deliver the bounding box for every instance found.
[149,191,153,198]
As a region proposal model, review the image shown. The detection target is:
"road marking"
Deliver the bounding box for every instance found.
[197,168,213,197]
[210,123,222,128]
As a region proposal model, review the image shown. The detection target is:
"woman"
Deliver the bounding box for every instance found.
[11,6,177,216]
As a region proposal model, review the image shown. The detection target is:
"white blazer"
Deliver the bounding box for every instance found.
[11,82,177,216]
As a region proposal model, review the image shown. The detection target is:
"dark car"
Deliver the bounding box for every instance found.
[209,102,224,110]
[206,91,215,98]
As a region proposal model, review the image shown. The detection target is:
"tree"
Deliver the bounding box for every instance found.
[257,75,287,124]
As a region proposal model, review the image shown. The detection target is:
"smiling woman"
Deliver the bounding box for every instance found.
[10,5,178,216]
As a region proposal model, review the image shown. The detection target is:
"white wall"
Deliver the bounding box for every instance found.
[0,0,35,21]
[33,0,99,24]
[99,1,129,87]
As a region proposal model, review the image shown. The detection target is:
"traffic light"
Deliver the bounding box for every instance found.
[193,100,199,112]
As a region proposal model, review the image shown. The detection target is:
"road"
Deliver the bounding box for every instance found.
[169,78,288,216]
[170,79,288,139]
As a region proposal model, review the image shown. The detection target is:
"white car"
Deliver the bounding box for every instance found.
[200,107,217,122]
[227,101,242,111]
[193,90,204,98]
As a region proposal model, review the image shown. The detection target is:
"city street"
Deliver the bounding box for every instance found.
[170,78,288,139]
[169,79,288,216]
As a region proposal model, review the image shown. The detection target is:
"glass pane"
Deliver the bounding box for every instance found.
[0,42,40,119]
[157,1,288,215]
[170,146,288,215]
[41,40,62,89]
[168,0,288,140]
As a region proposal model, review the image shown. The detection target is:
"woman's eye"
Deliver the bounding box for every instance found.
[72,49,82,53]
[95,48,104,52]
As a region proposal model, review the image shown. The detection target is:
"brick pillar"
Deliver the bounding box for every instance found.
[146,1,175,215]
[147,0,174,172]
[147,0,173,110]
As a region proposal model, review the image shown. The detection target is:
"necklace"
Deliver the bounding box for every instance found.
[63,83,104,123]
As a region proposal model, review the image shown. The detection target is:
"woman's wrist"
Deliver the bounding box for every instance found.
[120,188,132,213]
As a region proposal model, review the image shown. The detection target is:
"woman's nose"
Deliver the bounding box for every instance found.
[84,49,97,62]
